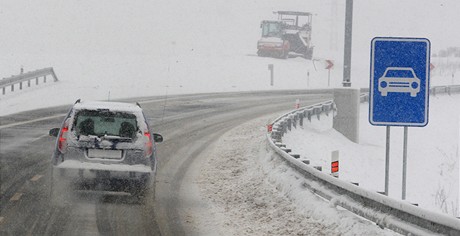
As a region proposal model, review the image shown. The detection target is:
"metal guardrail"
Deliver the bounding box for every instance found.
[430,85,460,96]
[0,67,58,95]
[267,90,460,235]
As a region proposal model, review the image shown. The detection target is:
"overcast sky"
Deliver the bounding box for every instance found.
[1,0,460,77]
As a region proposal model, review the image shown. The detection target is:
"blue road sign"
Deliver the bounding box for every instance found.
[369,37,430,126]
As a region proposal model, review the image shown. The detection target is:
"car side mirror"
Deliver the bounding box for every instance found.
[153,133,163,143]
[49,128,60,137]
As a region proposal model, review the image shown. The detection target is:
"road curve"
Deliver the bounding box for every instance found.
[0,90,331,235]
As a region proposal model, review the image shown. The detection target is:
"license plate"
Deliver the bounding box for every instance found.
[87,149,122,159]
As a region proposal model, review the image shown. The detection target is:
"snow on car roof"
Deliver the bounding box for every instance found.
[73,101,143,113]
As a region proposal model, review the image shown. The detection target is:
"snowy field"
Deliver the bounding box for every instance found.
[283,94,460,218]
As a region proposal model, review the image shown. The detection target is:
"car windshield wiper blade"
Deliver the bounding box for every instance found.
[101,135,132,141]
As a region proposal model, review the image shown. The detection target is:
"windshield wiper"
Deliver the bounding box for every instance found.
[101,134,132,142]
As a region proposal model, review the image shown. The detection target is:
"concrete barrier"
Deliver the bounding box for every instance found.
[332,88,360,143]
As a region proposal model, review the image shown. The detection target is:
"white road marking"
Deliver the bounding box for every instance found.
[10,193,23,201]
[30,134,49,143]
[30,175,43,182]
[0,113,66,130]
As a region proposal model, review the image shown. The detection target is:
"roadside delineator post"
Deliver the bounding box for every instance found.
[268,64,274,86]
[295,99,300,109]
[331,150,339,178]
[267,123,273,132]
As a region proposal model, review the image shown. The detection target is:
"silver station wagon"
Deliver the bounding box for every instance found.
[49,100,163,203]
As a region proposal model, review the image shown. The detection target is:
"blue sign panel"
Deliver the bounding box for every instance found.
[369,37,430,126]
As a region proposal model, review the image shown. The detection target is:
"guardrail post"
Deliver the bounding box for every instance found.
[281,147,292,153]
[36,77,39,85]
[44,75,47,83]
[2,87,5,95]
[287,119,292,131]
[314,106,322,120]
[323,104,330,116]
[51,68,59,82]
[11,84,14,92]
[27,79,31,87]
[307,110,312,121]
[280,121,286,134]
[273,132,283,142]
[19,82,22,90]
[273,126,281,134]
[275,142,286,148]
[299,113,304,126]
[290,154,300,159]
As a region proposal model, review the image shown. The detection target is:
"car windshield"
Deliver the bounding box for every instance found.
[262,22,281,37]
[385,69,415,78]
[73,109,137,137]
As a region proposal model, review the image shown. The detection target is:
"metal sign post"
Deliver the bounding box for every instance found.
[342,0,353,87]
[385,126,390,195]
[402,126,408,200]
[369,37,430,197]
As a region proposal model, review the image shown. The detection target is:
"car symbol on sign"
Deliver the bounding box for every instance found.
[378,67,420,97]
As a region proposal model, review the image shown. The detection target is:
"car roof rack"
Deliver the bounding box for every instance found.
[75,99,81,104]
[136,102,142,108]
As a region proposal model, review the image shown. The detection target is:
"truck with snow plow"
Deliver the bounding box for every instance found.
[257,11,314,60]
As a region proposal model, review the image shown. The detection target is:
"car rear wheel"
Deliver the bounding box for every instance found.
[130,175,155,204]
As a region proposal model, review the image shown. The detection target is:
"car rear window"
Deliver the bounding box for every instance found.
[73,109,138,138]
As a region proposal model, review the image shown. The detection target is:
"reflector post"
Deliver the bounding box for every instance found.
[331,161,339,173]
[267,124,273,132]
[331,150,339,178]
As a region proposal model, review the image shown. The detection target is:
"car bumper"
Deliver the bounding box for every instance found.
[53,160,153,179]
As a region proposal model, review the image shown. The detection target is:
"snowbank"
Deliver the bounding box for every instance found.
[197,115,398,235]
